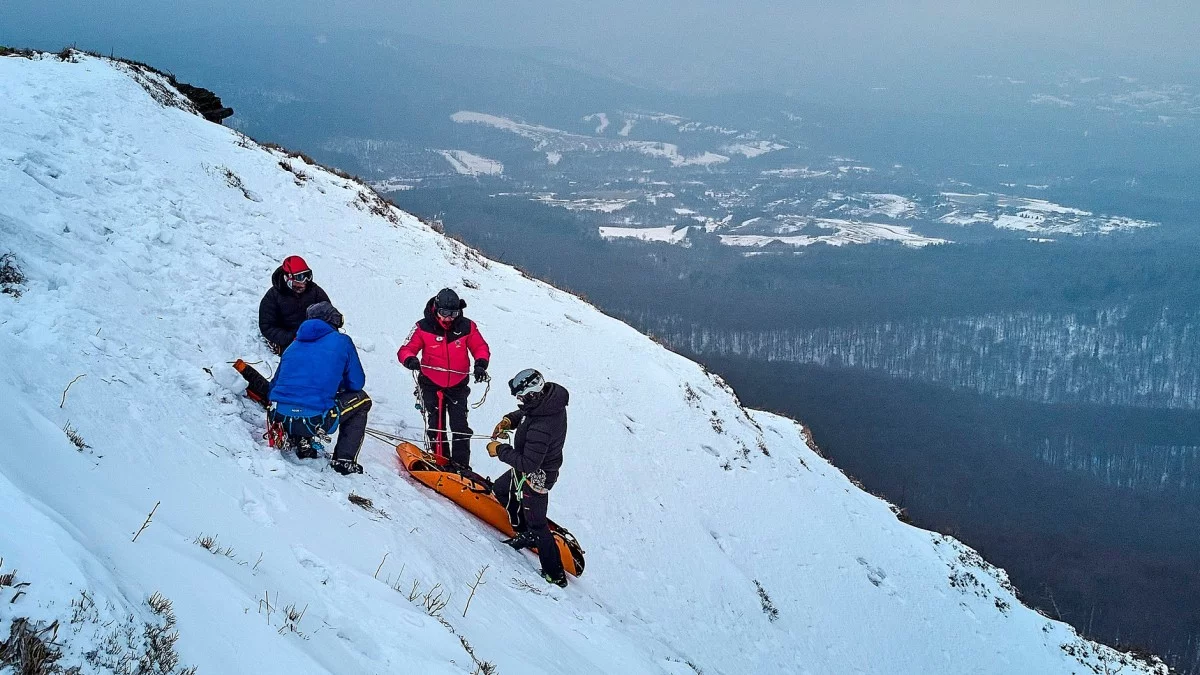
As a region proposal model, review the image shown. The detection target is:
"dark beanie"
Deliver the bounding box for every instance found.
[435,287,465,310]
[306,301,344,329]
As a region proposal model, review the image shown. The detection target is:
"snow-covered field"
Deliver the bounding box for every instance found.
[452,111,730,168]
[597,225,691,244]
[534,194,635,212]
[939,192,1157,235]
[598,217,942,250]
[720,218,945,249]
[862,193,918,218]
[368,177,418,192]
[762,167,833,178]
[436,150,504,177]
[721,141,787,158]
[0,53,1166,675]
[582,112,609,134]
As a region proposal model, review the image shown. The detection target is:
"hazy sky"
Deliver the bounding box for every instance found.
[7,0,1200,93]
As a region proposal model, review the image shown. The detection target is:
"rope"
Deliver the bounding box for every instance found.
[419,365,468,375]
[400,364,498,465]
[366,427,492,488]
[409,363,492,409]
[470,378,490,410]
[367,425,495,442]
[365,427,427,446]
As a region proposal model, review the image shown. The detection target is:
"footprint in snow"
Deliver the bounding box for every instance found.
[856,557,888,588]
[239,488,274,526]
[292,545,332,580]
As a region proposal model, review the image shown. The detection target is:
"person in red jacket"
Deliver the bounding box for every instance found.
[397,288,490,470]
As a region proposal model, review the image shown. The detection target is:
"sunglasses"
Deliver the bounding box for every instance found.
[287,270,312,283]
[436,307,460,318]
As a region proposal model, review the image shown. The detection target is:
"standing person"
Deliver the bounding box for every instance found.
[487,368,569,588]
[259,255,331,354]
[397,288,491,470]
[269,302,372,475]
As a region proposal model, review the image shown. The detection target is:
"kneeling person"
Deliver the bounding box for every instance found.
[487,368,569,587]
[269,302,372,475]
[259,255,331,354]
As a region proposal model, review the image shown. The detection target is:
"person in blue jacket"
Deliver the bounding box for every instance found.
[269,301,372,475]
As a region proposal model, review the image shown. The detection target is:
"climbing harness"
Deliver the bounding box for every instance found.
[417,364,490,409]
[408,365,490,466]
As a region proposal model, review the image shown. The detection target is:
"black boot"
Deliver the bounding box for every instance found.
[330,458,363,475]
[294,437,319,460]
[540,568,568,588]
[503,530,537,551]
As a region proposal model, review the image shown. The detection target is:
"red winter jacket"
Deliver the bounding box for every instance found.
[397,297,490,388]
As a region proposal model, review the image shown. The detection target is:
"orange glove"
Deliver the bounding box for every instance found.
[491,416,512,440]
[487,441,502,457]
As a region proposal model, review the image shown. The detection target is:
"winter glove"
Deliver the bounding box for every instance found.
[473,365,490,383]
[403,356,421,371]
[487,441,503,457]
[491,415,513,440]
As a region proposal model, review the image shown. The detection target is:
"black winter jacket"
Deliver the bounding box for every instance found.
[258,266,330,351]
[497,382,568,490]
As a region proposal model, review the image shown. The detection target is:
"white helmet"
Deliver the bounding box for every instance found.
[508,368,546,400]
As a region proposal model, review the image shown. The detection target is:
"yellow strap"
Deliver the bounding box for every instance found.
[333,395,372,418]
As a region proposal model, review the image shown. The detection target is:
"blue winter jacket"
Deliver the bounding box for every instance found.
[269,319,366,418]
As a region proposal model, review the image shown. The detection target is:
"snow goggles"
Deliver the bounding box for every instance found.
[436,307,460,318]
[286,270,312,283]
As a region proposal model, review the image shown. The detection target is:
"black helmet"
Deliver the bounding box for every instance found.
[508,368,545,400]
[434,288,461,311]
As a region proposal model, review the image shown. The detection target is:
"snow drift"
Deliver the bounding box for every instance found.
[0,52,1166,675]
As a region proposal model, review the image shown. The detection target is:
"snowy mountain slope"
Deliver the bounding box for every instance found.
[0,53,1166,674]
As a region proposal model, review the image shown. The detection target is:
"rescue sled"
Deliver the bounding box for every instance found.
[394,441,586,577]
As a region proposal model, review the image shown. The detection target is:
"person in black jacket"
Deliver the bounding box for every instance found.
[259,255,331,353]
[487,368,569,587]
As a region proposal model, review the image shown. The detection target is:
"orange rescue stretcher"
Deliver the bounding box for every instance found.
[394,441,585,577]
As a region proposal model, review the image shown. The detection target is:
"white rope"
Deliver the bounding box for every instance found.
[408,363,492,408]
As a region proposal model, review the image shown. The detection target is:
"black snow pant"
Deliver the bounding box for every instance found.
[238,362,272,408]
[493,469,562,579]
[328,390,372,463]
[419,379,472,469]
[269,390,372,463]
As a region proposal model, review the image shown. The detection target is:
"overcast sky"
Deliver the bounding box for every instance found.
[7,0,1200,93]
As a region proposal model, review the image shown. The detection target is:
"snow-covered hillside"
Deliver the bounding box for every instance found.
[0,52,1166,674]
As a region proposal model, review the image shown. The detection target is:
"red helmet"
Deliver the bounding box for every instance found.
[282,255,310,275]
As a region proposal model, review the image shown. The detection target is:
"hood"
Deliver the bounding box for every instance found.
[271,265,293,295]
[525,382,568,416]
[295,318,336,342]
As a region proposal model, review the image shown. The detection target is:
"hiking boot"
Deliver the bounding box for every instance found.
[330,458,364,475]
[540,569,568,588]
[502,531,537,551]
[294,437,319,460]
